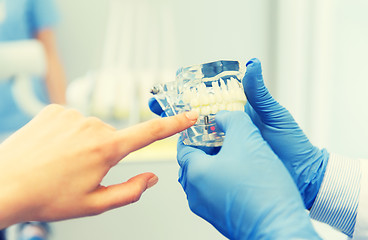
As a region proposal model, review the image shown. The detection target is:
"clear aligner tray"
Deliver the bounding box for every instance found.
[151,60,247,147]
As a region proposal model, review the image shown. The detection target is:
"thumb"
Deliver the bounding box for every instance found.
[243,58,283,121]
[215,111,258,143]
[148,98,166,117]
[215,111,274,161]
[87,173,158,213]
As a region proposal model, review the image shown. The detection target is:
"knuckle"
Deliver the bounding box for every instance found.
[34,104,65,121]
[232,110,246,119]
[111,139,121,155]
[148,119,166,138]
[104,137,121,162]
[80,116,109,133]
[186,160,210,183]
[90,142,113,161]
[187,168,203,183]
[128,191,142,204]
[93,137,121,165]
[188,200,198,213]
[47,103,64,110]
[125,183,145,204]
[85,116,104,126]
[63,108,83,119]
[85,193,111,216]
[42,104,65,114]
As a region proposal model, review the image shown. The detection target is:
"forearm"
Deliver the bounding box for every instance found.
[36,29,67,105]
[45,54,67,104]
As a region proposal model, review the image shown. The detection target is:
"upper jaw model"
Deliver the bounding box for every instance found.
[151,60,247,147]
[184,77,246,116]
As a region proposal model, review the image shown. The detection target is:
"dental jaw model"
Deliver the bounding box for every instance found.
[151,60,247,147]
[185,78,246,115]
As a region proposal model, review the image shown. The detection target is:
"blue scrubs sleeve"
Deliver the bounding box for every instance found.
[29,0,60,32]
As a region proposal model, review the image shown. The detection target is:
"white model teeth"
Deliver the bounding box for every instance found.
[183,77,246,115]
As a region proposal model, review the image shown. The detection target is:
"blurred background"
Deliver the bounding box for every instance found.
[2,0,368,239]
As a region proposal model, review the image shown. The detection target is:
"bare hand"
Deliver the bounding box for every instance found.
[0,104,198,228]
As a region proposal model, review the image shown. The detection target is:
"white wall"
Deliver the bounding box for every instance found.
[52,0,275,240]
[54,0,108,82]
[55,0,274,85]
[328,0,368,158]
[274,0,368,159]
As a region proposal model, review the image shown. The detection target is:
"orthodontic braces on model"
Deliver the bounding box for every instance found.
[151,60,247,147]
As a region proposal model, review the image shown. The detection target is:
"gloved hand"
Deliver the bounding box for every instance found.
[243,58,329,209]
[177,111,321,240]
[148,58,329,209]
[148,97,167,117]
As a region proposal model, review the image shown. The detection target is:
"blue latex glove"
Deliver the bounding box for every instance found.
[243,58,329,209]
[177,111,321,240]
[148,58,328,209]
[148,98,167,117]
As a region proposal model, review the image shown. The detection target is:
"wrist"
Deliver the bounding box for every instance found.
[303,148,330,209]
[0,181,29,228]
[0,151,35,228]
[220,185,321,240]
[250,203,321,240]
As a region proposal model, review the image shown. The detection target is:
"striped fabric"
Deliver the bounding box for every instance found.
[310,153,361,237]
[353,159,368,239]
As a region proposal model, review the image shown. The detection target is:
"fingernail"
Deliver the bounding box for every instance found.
[185,111,199,121]
[147,176,159,189]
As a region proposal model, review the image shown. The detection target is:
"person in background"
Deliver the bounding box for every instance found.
[0,0,67,135]
[0,0,67,239]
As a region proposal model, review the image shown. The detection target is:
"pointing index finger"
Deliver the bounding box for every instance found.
[115,111,198,159]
